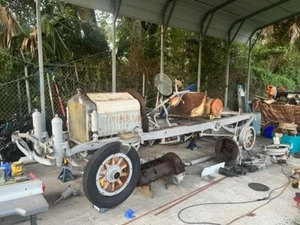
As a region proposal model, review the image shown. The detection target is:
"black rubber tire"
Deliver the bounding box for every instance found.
[83,142,140,208]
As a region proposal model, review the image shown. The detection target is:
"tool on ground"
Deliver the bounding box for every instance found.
[242,154,271,171]
[125,208,136,219]
[230,165,247,175]
[53,186,78,204]
[47,72,55,117]
[218,167,238,177]
[294,193,300,206]
[1,163,10,176]
[292,180,300,189]
[52,75,66,118]
[92,204,106,213]
[11,162,24,176]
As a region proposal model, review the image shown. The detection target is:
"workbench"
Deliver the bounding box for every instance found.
[0,180,49,225]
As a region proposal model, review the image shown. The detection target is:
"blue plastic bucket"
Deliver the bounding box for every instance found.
[263,125,275,138]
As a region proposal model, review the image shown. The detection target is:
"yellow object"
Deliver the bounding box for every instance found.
[11,162,24,176]
[63,158,69,166]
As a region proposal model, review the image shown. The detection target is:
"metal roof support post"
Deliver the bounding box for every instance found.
[246,37,252,105]
[112,19,117,92]
[197,13,214,92]
[225,22,244,109]
[197,35,202,92]
[197,0,236,92]
[112,0,122,92]
[160,25,164,75]
[224,41,231,109]
[246,31,261,104]
[36,0,46,130]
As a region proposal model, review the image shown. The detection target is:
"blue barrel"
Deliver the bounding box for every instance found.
[252,112,261,136]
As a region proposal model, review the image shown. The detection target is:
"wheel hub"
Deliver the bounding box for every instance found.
[106,165,121,182]
[239,126,256,151]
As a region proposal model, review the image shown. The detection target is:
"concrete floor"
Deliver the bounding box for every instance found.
[2,136,300,225]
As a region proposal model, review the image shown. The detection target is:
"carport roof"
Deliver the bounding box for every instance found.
[61,0,300,43]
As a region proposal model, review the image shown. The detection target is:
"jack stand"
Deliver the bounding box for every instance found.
[57,168,75,183]
[92,205,107,213]
[186,134,197,150]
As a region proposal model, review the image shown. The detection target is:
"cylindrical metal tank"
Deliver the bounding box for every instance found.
[52,114,64,166]
[32,109,42,140]
[91,110,98,133]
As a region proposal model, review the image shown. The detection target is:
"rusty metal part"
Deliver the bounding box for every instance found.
[215,137,239,163]
[137,152,185,186]
[125,89,149,132]
[170,92,207,115]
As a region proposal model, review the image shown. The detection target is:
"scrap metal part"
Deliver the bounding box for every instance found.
[262,144,290,163]
[137,152,185,186]
[215,137,240,163]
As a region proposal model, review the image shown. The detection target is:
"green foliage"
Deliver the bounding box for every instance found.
[0,49,13,80]
[249,43,300,98]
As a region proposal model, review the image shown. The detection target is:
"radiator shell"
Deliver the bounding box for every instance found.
[68,90,141,143]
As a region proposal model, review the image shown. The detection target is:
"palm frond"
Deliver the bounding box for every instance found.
[0,6,24,48]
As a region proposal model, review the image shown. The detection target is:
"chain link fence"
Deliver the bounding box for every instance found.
[0,58,155,121]
[0,57,250,122]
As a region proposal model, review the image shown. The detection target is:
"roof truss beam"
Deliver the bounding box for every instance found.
[200,0,237,36]
[162,0,178,33]
[113,0,122,22]
[249,10,300,39]
[228,0,291,41]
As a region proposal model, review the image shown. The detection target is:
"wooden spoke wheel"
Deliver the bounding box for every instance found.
[83,142,140,208]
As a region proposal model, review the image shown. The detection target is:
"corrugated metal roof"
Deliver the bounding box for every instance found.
[62,0,300,43]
